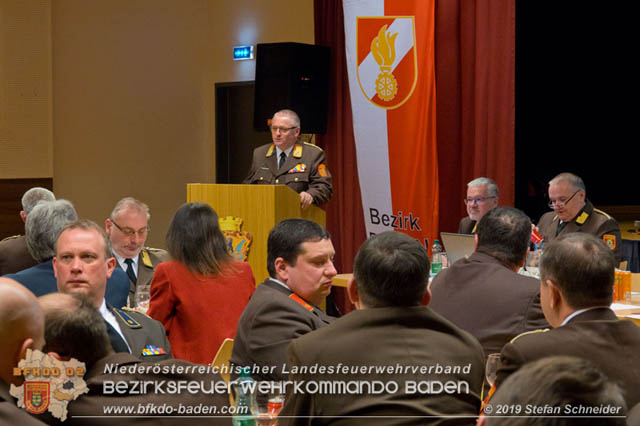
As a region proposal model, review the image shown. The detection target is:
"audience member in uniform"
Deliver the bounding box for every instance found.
[537,172,622,262]
[105,197,170,307]
[430,207,548,362]
[53,219,171,361]
[244,109,332,208]
[0,187,55,276]
[148,202,255,365]
[0,278,48,425]
[5,200,129,308]
[480,356,626,426]
[458,177,499,234]
[39,292,228,426]
[279,231,485,426]
[231,218,336,381]
[496,233,640,408]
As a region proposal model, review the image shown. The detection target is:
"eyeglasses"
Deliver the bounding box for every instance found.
[270,126,298,133]
[548,189,581,209]
[464,196,496,206]
[110,219,149,238]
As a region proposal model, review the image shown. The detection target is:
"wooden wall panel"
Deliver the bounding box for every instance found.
[0,178,53,239]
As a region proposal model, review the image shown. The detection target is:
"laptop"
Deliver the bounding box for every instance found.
[440,232,475,265]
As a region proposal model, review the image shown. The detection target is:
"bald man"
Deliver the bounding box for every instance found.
[0,278,48,425]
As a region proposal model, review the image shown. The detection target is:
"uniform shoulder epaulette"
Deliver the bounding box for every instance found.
[303,142,324,151]
[509,328,549,344]
[592,208,612,220]
[144,247,165,252]
[0,234,21,242]
[117,306,148,323]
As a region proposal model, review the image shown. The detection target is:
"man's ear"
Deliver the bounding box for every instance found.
[546,279,562,309]
[106,257,117,279]
[421,287,432,306]
[17,338,35,365]
[274,257,288,282]
[347,276,359,306]
[104,218,112,235]
[20,211,27,223]
[474,233,479,251]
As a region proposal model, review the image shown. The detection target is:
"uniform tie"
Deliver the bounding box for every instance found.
[105,320,130,353]
[124,258,137,284]
[278,152,286,169]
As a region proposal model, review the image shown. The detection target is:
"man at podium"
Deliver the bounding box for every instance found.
[243,109,332,208]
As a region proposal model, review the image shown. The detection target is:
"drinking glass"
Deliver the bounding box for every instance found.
[251,390,284,426]
[134,284,151,314]
[485,353,501,387]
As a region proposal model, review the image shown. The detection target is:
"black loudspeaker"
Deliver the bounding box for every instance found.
[254,42,330,134]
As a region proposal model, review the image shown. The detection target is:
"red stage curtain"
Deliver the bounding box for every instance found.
[314,0,515,312]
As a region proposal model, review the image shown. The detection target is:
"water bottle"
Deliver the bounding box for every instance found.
[231,367,257,426]
[431,239,443,274]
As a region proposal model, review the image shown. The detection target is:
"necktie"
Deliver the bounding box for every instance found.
[278,152,286,169]
[124,258,137,284]
[105,320,130,353]
[556,221,567,236]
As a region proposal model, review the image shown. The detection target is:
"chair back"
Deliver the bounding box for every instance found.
[211,338,234,385]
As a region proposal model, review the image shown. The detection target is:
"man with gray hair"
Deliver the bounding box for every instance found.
[105,197,169,307]
[244,109,333,208]
[537,172,621,262]
[459,177,499,234]
[4,201,129,308]
[0,187,55,275]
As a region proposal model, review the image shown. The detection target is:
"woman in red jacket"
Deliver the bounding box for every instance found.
[148,202,255,364]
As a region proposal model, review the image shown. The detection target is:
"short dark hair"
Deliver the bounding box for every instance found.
[42,293,112,369]
[353,231,429,308]
[486,356,626,426]
[540,233,615,309]
[267,219,330,278]
[476,207,531,267]
[166,203,233,275]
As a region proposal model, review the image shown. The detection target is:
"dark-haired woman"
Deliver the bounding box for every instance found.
[148,202,255,364]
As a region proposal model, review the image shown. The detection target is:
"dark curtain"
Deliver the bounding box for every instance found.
[314,0,366,314]
[314,0,515,312]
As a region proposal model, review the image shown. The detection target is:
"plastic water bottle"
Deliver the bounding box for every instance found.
[231,367,257,426]
[431,239,443,274]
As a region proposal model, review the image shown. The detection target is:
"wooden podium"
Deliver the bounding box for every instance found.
[187,184,326,284]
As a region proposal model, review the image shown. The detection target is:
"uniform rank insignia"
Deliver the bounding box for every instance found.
[24,382,50,414]
[142,345,167,356]
[603,234,616,250]
[318,164,328,177]
[288,163,307,173]
[293,144,303,158]
[289,293,314,311]
[112,308,142,328]
[141,250,153,267]
[575,212,589,225]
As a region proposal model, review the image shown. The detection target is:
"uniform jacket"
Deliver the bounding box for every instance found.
[115,247,170,307]
[279,306,485,426]
[537,199,622,262]
[429,252,549,360]
[109,304,172,362]
[496,308,640,408]
[0,234,38,276]
[0,379,48,425]
[52,352,229,425]
[5,260,129,309]
[243,142,333,205]
[147,260,255,365]
[230,278,334,382]
[457,217,477,234]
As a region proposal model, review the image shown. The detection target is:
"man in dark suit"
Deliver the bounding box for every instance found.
[105,197,169,307]
[0,278,48,425]
[231,219,336,382]
[0,187,55,276]
[5,200,129,309]
[430,207,549,361]
[53,219,171,361]
[537,172,622,262]
[38,292,229,426]
[496,233,640,408]
[279,231,485,425]
[243,109,332,208]
[458,177,499,234]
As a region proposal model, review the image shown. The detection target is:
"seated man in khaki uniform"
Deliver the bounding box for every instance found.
[458,177,499,234]
[537,172,621,262]
[105,197,169,307]
[243,109,332,208]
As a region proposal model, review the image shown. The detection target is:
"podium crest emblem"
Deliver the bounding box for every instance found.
[220,216,252,261]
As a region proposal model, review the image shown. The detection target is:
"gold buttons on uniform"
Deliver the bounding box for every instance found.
[294,178,299,182]
[275,179,279,183]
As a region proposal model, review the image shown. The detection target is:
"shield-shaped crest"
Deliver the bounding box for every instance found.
[24,381,50,414]
[356,16,417,109]
[220,216,252,261]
